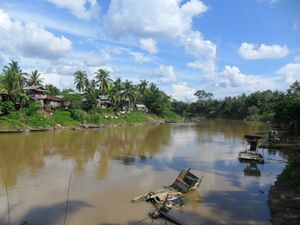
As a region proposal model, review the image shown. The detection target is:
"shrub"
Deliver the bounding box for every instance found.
[70,109,86,122]
[24,102,41,116]
[0,101,15,115]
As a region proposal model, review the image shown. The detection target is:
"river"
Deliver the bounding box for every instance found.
[0,119,287,225]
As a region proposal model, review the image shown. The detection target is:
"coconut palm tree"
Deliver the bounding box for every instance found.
[108,86,121,110]
[95,69,112,95]
[138,80,148,96]
[121,80,137,109]
[1,60,26,98]
[27,70,44,86]
[45,84,60,95]
[85,79,98,110]
[73,70,88,92]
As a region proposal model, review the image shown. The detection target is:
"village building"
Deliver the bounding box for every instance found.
[23,86,47,106]
[135,104,148,112]
[97,95,111,108]
[44,96,63,109]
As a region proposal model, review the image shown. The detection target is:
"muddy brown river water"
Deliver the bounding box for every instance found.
[0,120,287,225]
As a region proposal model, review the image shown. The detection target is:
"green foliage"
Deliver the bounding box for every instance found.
[54,110,79,126]
[0,111,53,129]
[45,84,60,95]
[161,110,182,121]
[62,93,83,109]
[0,101,15,114]
[142,83,171,116]
[23,102,41,116]
[172,82,300,127]
[86,112,102,124]
[279,156,300,186]
[70,109,86,122]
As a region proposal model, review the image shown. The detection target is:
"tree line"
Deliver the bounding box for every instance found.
[0,60,173,116]
[172,82,300,128]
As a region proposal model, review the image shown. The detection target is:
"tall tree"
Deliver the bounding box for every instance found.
[1,60,26,99]
[138,80,148,98]
[85,79,98,110]
[95,69,112,95]
[45,84,60,95]
[73,70,88,92]
[27,70,43,86]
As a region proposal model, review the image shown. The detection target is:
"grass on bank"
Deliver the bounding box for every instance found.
[0,108,181,130]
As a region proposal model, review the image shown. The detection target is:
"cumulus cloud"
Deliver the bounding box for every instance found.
[83,50,112,66]
[276,59,300,85]
[106,0,208,38]
[0,9,72,60]
[140,38,158,54]
[130,52,150,63]
[46,0,100,20]
[158,65,176,83]
[212,65,285,96]
[183,31,217,78]
[171,82,197,102]
[238,42,289,60]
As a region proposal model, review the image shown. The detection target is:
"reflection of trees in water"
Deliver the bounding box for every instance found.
[193,119,270,143]
[0,125,171,187]
[0,133,47,187]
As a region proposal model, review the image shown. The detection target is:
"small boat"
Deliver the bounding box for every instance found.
[132,169,203,211]
[239,135,264,163]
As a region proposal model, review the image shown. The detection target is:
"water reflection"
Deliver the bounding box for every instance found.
[243,162,262,177]
[0,125,171,186]
[0,120,287,225]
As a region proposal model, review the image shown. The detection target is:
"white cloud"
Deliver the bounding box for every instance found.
[106,0,208,38]
[0,9,72,60]
[46,60,90,77]
[220,66,256,87]
[276,60,300,85]
[83,50,112,66]
[183,31,217,78]
[213,65,284,96]
[182,31,216,59]
[130,52,150,63]
[238,42,289,60]
[46,0,100,21]
[140,38,158,54]
[158,65,176,83]
[171,82,197,102]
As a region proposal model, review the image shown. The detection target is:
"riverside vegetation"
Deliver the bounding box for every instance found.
[0,60,180,130]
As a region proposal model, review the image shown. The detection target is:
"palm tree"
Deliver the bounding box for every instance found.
[95,69,112,95]
[108,86,121,110]
[45,84,60,95]
[138,80,148,96]
[27,70,43,86]
[73,70,88,92]
[113,78,122,92]
[85,79,98,110]
[1,60,26,99]
[122,80,137,109]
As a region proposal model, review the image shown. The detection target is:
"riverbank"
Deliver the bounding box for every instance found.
[0,109,182,133]
[268,147,300,225]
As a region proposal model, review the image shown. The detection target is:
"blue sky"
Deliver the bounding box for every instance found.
[0,0,299,101]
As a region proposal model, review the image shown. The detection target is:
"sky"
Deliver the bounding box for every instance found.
[0,0,299,101]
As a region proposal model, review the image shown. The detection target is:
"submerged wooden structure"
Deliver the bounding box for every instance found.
[132,169,203,224]
[239,135,264,163]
